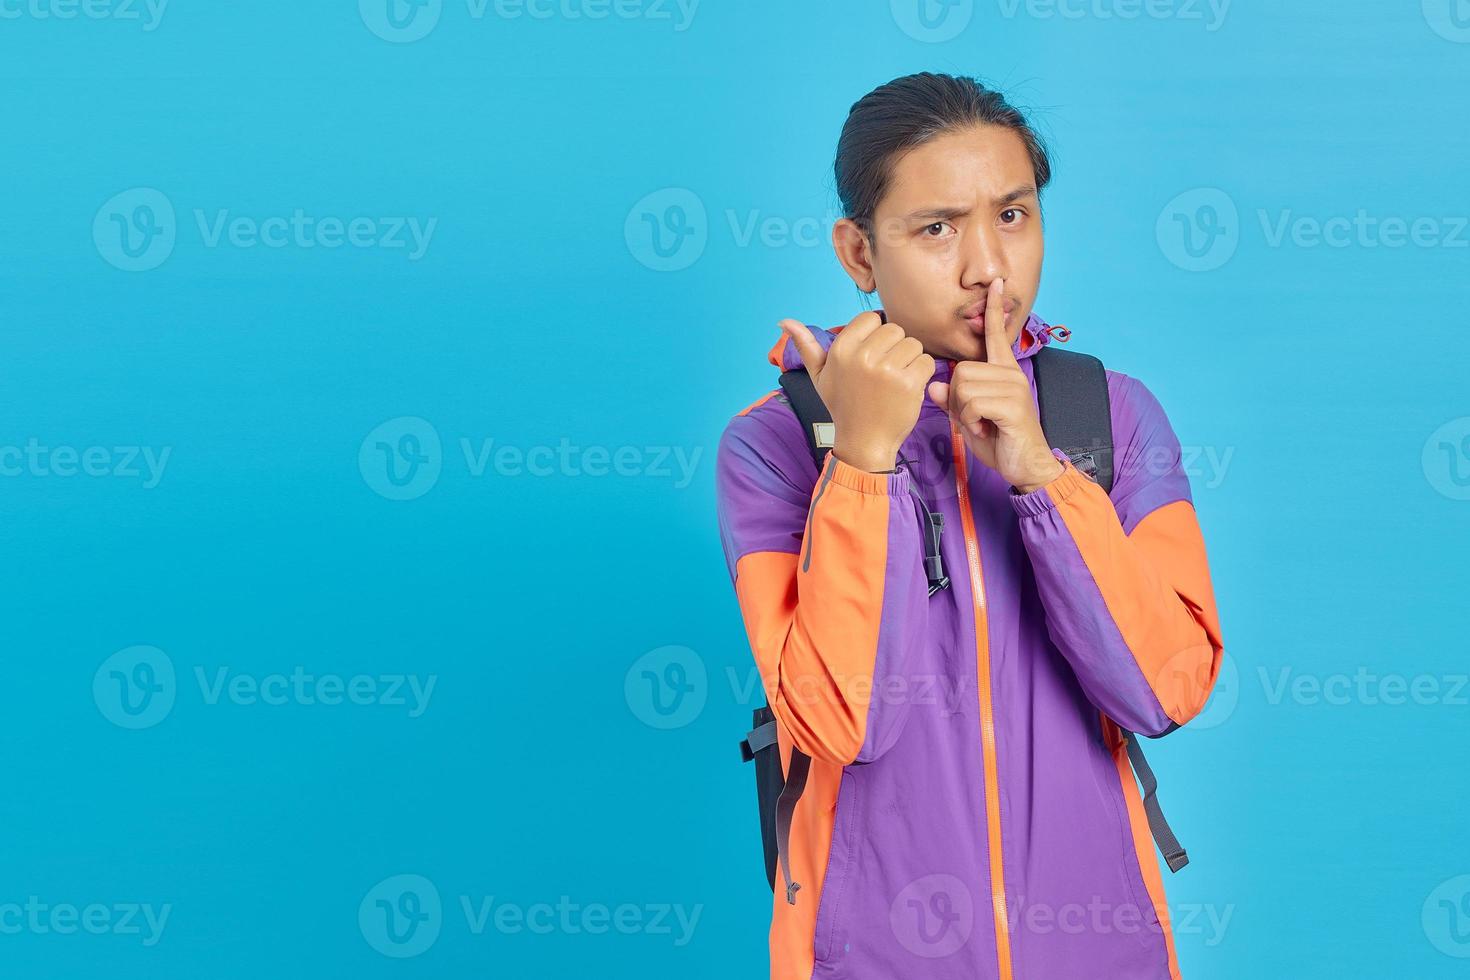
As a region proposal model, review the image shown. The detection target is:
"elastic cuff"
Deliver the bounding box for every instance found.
[1009,454,1097,517]
[825,453,911,496]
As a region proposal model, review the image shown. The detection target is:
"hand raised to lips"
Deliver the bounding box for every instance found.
[927,278,1064,494]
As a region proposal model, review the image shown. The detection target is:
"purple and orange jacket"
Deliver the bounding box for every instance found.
[714,311,1225,979]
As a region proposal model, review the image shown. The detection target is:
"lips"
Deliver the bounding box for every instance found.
[961,299,1014,324]
[963,303,1011,334]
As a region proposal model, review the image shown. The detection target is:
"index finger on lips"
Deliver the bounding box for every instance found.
[985,278,1017,366]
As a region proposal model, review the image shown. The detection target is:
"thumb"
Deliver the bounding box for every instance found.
[927,380,951,412]
[779,319,826,376]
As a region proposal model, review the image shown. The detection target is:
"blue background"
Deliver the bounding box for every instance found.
[3,1,1469,976]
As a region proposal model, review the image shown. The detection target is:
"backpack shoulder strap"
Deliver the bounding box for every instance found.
[1032,346,1115,494]
[777,368,835,472]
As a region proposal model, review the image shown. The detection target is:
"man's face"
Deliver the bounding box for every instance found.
[834,124,1045,363]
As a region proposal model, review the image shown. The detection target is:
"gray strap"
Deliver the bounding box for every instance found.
[1124,731,1190,872]
[778,369,834,472]
[775,748,812,904]
[1033,346,1115,493]
[742,720,778,759]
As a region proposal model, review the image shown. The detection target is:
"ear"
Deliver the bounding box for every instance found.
[832,217,877,293]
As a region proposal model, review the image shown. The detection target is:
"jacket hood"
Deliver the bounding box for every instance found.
[766,310,1067,384]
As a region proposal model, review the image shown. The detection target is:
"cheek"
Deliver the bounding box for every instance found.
[1015,228,1044,271]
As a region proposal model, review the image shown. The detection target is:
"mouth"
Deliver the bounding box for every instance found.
[961,300,1015,334]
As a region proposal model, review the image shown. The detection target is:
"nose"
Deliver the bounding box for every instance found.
[959,219,1006,290]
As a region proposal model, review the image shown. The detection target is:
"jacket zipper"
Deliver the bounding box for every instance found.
[950,419,1014,980]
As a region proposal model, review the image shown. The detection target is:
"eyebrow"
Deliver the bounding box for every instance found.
[903,184,1039,221]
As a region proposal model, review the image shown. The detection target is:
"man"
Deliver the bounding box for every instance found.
[715,72,1224,979]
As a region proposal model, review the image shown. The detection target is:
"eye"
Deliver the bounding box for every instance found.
[1000,208,1026,225]
[922,221,952,237]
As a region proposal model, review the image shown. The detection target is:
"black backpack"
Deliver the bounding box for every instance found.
[737,344,1190,906]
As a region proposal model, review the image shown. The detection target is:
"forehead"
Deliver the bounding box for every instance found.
[878,125,1034,213]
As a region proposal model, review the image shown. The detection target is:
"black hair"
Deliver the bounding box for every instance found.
[833,72,1053,258]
